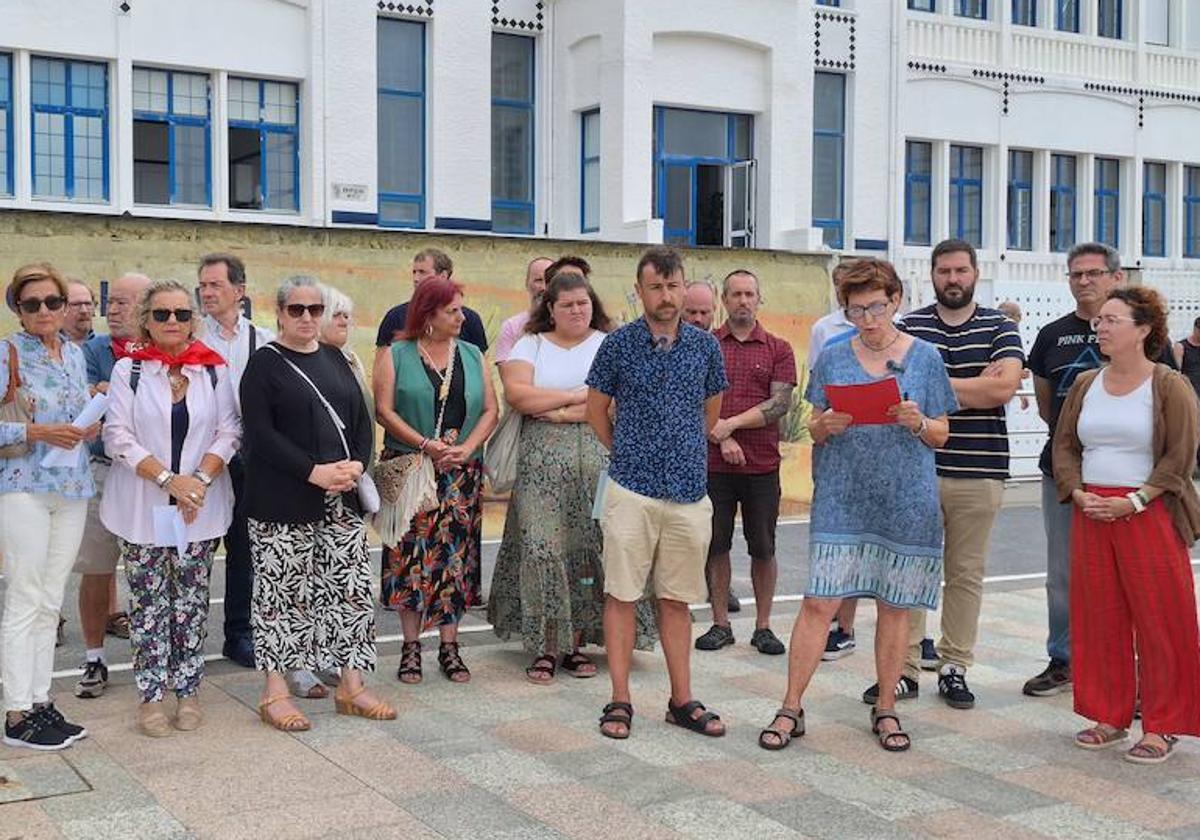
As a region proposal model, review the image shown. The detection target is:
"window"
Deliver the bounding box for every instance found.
[132,68,209,206]
[815,0,840,5]
[581,109,599,233]
[0,53,10,196]
[1143,162,1166,257]
[492,33,535,235]
[227,78,298,212]
[1056,0,1079,32]
[1012,0,1036,25]
[1145,0,1169,45]
[812,72,845,248]
[949,144,983,247]
[377,18,425,228]
[1185,166,1200,258]
[1094,157,1120,248]
[1008,149,1033,250]
[1097,0,1122,39]
[956,0,986,19]
[909,0,936,10]
[31,57,108,201]
[904,141,932,246]
[1050,153,1077,252]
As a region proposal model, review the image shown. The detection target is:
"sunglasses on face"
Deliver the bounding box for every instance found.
[285,303,326,319]
[18,296,67,314]
[150,308,194,323]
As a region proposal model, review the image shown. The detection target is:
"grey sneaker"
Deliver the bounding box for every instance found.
[695,624,735,651]
[1022,659,1071,697]
[74,660,108,699]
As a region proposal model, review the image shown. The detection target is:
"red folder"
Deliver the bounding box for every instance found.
[824,377,902,425]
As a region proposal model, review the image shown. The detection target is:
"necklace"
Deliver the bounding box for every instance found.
[858,331,901,353]
[418,339,457,403]
[168,369,187,399]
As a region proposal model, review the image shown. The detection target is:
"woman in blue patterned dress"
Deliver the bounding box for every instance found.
[758,258,956,753]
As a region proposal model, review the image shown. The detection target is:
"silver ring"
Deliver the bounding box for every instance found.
[189,492,200,501]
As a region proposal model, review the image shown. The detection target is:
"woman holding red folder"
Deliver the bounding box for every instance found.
[758,258,955,753]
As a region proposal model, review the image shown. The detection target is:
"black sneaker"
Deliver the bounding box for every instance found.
[861,676,920,705]
[750,627,785,655]
[822,628,856,661]
[34,703,88,742]
[918,638,939,671]
[222,637,256,669]
[1022,659,1072,697]
[695,624,735,651]
[938,665,975,709]
[727,591,741,614]
[75,660,108,699]
[3,712,72,751]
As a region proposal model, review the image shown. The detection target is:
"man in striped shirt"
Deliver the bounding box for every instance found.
[889,239,1024,710]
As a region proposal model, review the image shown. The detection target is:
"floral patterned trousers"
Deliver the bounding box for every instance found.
[120,537,219,703]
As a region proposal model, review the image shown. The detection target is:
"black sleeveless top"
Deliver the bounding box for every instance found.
[1181,340,1200,397]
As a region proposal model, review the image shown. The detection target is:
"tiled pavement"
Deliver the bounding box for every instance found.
[3,580,1200,840]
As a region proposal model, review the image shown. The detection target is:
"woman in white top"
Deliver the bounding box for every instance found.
[1053,286,1200,765]
[488,259,656,683]
[101,280,241,737]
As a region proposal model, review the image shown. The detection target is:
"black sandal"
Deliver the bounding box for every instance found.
[599,701,633,739]
[560,650,597,679]
[525,654,556,684]
[665,699,725,737]
[758,707,805,751]
[871,707,911,752]
[438,642,470,683]
[397,641,422,684]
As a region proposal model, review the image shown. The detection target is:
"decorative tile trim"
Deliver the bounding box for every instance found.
[492,0,544,32]
[814,9,855,71]
[377,1,433,18]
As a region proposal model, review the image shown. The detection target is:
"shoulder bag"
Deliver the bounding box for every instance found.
[0,341,34,459]
[484,337,541,493]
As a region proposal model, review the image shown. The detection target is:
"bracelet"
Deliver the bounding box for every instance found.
[192,469,213,487]
[1127,491,1147,514]
[154,469,174,489]
[418,437,429,452]
[911,416,928,439]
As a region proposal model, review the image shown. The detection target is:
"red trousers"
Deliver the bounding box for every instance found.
[1071,485,1200,735]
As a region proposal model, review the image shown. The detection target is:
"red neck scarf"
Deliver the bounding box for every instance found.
[111,336,133,360]
[127,340,227,368]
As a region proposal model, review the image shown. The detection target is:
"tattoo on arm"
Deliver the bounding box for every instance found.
[756,381,795,424]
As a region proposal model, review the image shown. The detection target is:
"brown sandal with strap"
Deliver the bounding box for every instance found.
[871,707,911,752]
[258,694,311,732]
[335,686,397,720]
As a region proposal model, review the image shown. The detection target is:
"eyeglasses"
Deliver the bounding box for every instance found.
[1090,315,1136,330]
[150,308,194,323]
[844,301,890,321]
[1067,268,1112,281]
[284,303,326,319]
[17,296,66,314]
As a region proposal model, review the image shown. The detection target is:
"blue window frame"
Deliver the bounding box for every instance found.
[31,57,108,201]
[956,0,987,19]
[0,53,11,196]
[815,0,841,5]
[812,72,845,248]
[1050,153,1077,252]
[904,140,932,246]
[1008,149,1033,250]
[227,78,299,212]
[132,68,210,207]
[949,144,983,247]
[1143,162,1166,258]
[1094,157,1120,248]
[377,18,425,228]
[1056,0,1080,32]
[492,33,535,235]
[1185,166,1200,258]
[909,0,936,10]
[1098,0,1122,38]
[581,109,599,233]
[1012,0,1036,25]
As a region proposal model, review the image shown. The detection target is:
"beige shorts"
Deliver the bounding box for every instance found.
[72,460,121,576]
[600,478,711,603]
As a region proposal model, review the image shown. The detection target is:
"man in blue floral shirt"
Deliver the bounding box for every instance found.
[586,246,728,740]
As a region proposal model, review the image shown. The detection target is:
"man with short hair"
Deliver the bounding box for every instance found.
[73,272,152,698]
[63,280,97,345]
[494,256,553,364]
[197,252,276,668]
[695,270,796,656]
[1173,316,1200,402]
[586,246,728,739]
[682,280,717,332]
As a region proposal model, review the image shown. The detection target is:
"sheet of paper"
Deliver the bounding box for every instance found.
[824,377,902,426]
[41,392,110,469]
[591,469,610,521]
[152,505,189,557]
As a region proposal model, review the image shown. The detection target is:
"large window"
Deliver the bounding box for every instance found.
[227,78,298,212]
[0,53,10,196]
[1008,149,1033,250]
[1145,0,1169,45]
[31,57,108,201]
[1094,157,1120,248]
[1185,166,1200,258]
[1143,162,1166,257]
[904,140,931,246]
[132,68,209,207]
[812,72,845,248]
[949,144,983,247]
[581,109,599,233]
[909,0,936,10]
[1050,153,1077,252]
[1056,0,1079,32]
[956,0,986,19]
[377,18,425,228]
[1012,0,1036,25]
[1097,0,1122,39]
[492,34,535,235]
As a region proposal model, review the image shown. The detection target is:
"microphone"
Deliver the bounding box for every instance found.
[885,359,906,375]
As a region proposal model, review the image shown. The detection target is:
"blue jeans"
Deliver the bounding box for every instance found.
[1041,476,1072,664]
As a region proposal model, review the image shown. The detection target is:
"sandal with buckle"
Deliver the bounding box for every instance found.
[560,650,598,679]
[258,694,311,732]
[526,654,556,685]
[335,685,397,720]
[758,707,805,751]
[871,707,911,752]
[599,701,633,739]
[397,641,422,685]
[438,642,470,683]
[665,699,725,737]
[1074,724,1128,750]
[1125,734,1178,765]
[105,611,131,640]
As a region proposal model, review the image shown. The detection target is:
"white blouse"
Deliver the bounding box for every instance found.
[507,331,605,390]
[1078,368,1154,488]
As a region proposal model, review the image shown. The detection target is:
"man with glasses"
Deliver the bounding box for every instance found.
[63,280,97,345]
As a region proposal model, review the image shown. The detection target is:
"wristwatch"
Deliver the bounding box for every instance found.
[193,469,214,487]
[911,416,928,438]
[154,469,174,489]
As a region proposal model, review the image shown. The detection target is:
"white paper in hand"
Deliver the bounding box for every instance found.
[41,392,110,469]
[591,469,610,521]
[152,505,189,557]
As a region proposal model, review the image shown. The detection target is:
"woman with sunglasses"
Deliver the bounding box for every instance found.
[1053,286,1200,764]
[0,263,99,751]
[240,276,391,732]
[100,280,239,736]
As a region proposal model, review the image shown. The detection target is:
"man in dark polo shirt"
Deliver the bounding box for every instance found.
[873,239,1024,710]
[695,269,796,656]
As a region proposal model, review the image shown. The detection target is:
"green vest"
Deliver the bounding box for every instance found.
[384,340,485,455]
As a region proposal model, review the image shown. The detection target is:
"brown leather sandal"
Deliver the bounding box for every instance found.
[335,686,397,720]
[258,694,311,732]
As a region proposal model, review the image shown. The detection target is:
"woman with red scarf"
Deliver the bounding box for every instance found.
[100,280,241,737]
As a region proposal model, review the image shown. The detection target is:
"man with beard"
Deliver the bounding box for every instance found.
[494,256,553,364]
[863,239,1023,710]
[695,270,795,656]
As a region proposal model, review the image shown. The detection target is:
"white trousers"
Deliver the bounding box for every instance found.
[0,492,88,712]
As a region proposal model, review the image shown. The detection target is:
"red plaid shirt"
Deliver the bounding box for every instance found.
[708,322,797,474]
